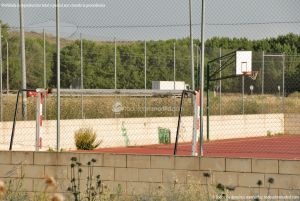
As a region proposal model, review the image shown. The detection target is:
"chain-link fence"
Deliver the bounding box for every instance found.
[0,0,300,158]
[205,49,300,158]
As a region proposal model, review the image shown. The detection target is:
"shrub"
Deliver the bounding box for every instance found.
[74,128,101,150]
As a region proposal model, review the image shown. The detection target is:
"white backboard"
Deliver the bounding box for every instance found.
[236,51,252,75]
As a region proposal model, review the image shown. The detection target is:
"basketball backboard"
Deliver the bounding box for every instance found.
[236,51,252,75]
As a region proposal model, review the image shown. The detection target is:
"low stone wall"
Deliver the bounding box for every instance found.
[0,151,300,198]
[0,114,285,151]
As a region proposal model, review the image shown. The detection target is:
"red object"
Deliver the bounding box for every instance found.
[80,135,300,160]
[27,91,37,97]
[27,90,49,98]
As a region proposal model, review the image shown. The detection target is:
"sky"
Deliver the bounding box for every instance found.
[0,0,299,41]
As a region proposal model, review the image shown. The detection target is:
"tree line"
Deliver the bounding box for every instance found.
[1,20,300,94]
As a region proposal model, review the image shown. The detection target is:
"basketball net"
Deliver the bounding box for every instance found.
[242,71,258,80]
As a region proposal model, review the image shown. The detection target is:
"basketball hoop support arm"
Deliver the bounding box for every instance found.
[206,50,242,141]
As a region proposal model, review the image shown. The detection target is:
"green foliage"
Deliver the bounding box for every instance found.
[74,128,101,150]
[267,131,272,137]
[2,25,300,95]
[2,176,30,201]
[68,157,105,201]
[0,20,9,39]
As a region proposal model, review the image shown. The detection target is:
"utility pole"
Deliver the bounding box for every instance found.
[19,0,27,119]
[56,0,61,151]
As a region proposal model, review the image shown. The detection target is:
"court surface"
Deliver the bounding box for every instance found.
[90,135,300,160]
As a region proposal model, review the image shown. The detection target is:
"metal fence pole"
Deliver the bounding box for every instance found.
[0,23,2,122]
[43,29,47,119]
[262,51,264,95]
[189,0,195,91]
[189,0,197,156]
[173,42,176,116]
[219,48,222,115]
[196,45,199,86]
[80,33,84,119]
[56,0,61,151]
[144,40,147,117]
[114,37,117,90]
[5,39,8,95]
[199,0,205,156]
[19,0,27,120]
[36,92,41,151]
[282,54,285,113]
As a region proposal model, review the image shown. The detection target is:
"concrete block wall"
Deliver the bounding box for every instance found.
[0,151,300,197]
[285,114,300,135]
[0,114,285,151]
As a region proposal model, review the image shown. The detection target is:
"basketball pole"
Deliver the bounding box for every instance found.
[242,75,245,114]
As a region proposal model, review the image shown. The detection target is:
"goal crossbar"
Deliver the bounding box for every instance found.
[52,89,185,97]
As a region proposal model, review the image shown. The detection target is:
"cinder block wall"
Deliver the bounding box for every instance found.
[284,114,300,135]
[0,151,300,197]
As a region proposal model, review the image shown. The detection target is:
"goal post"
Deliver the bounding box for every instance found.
[9,88,50,151]
[173,90,201,156]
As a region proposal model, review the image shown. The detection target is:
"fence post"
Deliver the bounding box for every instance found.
[219,48,222,115]
[36,92,42,151]
[144,40,147,117]
[0,23,2,122]
[43,29,47,120]
[20,0,27,120]
[262,51,264,95]
[199,0,205,156]
[56,0,61,151]
[282,54,285,113]
[80,33,84,119]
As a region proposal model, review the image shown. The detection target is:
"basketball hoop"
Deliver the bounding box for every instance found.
[242,71,258,80]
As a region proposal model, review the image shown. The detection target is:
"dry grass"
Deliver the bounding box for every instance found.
[2,93,299,121]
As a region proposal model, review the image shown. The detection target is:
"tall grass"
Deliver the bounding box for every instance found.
[2,93,299,121]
